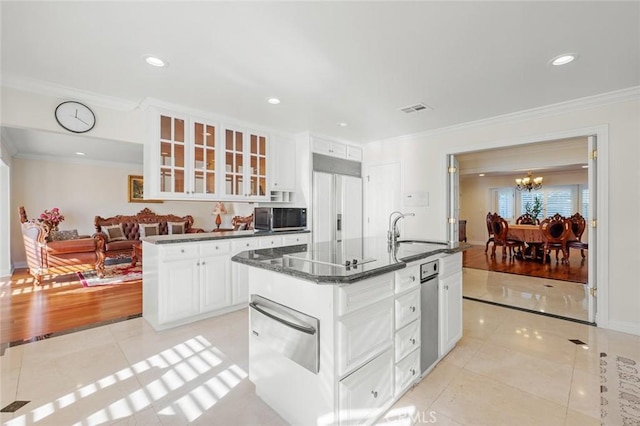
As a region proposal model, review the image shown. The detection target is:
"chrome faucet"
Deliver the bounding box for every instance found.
[388,211,415,244]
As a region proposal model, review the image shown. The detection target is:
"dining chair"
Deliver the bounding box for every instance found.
[516,213,540,225]
[567,212,588,259]
[490,214,524,259]
[539,213,571,264]
[484,212,496,253]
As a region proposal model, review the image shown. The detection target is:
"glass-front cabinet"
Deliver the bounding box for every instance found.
[146,109,269,201]
[221,126,268,200]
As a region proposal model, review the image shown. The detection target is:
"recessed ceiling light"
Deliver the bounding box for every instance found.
[337,122,348,127]
[266,97,281,105]
[75,152,85,156]
[550,53,577,66]
[478,173,485,177]
[144,55,168,67]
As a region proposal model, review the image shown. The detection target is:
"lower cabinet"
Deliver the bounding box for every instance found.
[395,348,420,397]
[159,258,201,324]
[439,252,463,357]
[339,348,393,426]
[231,238,260,305]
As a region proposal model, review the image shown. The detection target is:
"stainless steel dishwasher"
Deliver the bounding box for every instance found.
[249,294,320,374]
[420,259,439,376]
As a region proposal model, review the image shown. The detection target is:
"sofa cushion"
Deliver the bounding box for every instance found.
[47,238,97,254]
[49,229,79,241]
[168,221,186,235]
[139,223,159,238]
[104,239,137,252]
[103,224,127,242]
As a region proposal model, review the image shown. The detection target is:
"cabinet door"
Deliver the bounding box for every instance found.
[191,119,217,197]
[159,258,200,324]
[199,255,231,313]
[271,136,295,191]
[346,145,363,161]
[246,132,268,198]
[440,271,463,356]
[311,137,333,156]
[339,349,393,425]
[222,127,245,197]
[337,299,393,376]
[231,238,260,305]
[395,288,420,330]
[158,113,188,196]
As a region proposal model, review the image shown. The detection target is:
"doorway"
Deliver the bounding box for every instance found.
[447,131,604,325]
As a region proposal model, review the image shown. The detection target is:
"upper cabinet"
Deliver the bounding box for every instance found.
[145,108,271,202]
[155,113,218,198]
[270,135,295,191]
[312,136,362,162]
[221,126,268,201]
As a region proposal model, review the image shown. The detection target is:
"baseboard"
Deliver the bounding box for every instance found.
[605,320,640,337]
[0,266,14,278]
[12,261,27,269]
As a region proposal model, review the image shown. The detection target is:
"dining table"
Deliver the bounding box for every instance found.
[508,223,577,262]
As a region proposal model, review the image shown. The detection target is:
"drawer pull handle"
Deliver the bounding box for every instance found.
[246,243,250,247]
[196,262,200,266]
[410,338,416,345]
[410,368,416,376]
[181,249,185,253]
[410,275,415,282]
[371,391,378,398]
[410,306,416,313]
[201,261,205,265]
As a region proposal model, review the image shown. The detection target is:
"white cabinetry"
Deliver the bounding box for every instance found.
[270,135,296,193]
[312,136,362,161]
[230,238,260,305]
[439,252,463,356]
[221,126,269,201]
[152,241,230,328]
[338,348,393,426]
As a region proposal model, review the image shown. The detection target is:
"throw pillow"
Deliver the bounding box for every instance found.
[49,229,79,241]
[139,223,159,238]
[168,221,186,235]
[103,224,127,242]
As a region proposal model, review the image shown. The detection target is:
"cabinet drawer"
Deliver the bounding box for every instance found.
[439,252,462,278]
[282,233,309,246]
[395,265,419,294]
[338,299,393,376]
[395,288,420,330]
[339,348,393,425]
[159,244,198,260]
[258,236,283,248]
[395,348,420,397]
[338,273,394,316]
[231,238,260,253]
[395,319,420,362]
[199,241,230,256]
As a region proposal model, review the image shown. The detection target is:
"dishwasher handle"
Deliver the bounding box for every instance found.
[250,302,317,335]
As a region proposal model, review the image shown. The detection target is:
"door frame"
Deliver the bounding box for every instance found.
[444,125,608,326]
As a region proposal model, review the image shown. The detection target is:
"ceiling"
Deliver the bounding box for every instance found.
[2,1,639,148]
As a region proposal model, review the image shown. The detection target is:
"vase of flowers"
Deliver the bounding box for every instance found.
[40,207,65,231]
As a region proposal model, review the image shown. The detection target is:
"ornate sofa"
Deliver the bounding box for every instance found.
[19,207,105,285]
[93,208,203,261]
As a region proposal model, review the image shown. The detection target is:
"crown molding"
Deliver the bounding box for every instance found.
[0,128,19,157]
[13,152,142,169]
[1,73,139,111]
[373,86,640,145]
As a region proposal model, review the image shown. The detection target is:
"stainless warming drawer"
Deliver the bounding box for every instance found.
[249,294,320,374]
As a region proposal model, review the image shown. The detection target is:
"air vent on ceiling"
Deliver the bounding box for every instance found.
[400,103,433,114]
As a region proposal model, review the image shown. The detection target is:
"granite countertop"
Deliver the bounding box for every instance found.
[232,237,471,284]
[142,229,310,245]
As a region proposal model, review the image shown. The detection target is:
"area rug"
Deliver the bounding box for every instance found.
[77,263,142,287]
[601,352,640,426]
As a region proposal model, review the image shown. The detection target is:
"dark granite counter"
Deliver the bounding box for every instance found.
[142,229,310,245]
[232,237,471,284]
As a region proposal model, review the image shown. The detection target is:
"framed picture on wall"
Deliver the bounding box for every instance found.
[128,175,162,203]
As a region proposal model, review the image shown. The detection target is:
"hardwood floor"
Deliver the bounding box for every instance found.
[463,244,588,284]
[0,267,142,345]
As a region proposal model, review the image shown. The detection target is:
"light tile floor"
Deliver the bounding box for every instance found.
[462,268,589,321]
[2,301,639,425]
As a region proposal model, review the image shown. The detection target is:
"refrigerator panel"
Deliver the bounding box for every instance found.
[313,172,334,243]
[342,175,363,240]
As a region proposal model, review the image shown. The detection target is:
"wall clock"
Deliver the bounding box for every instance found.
[54,101,96,133]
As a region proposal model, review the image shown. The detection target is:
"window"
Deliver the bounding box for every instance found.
[517,185,578,218]
[581,187,589,219]
[493,188,515,221]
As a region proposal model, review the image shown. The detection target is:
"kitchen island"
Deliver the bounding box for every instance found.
[232,237,469,425]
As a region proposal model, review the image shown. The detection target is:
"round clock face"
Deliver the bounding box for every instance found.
[55,101,96,133]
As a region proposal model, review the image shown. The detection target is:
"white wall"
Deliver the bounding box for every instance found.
[365,96,640,335]
[10,156,254,267]
[460,170,588,245]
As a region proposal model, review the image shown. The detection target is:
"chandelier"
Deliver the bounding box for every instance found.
[515,171,543,192]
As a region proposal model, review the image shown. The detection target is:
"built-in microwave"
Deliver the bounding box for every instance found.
[254,207,307,232]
